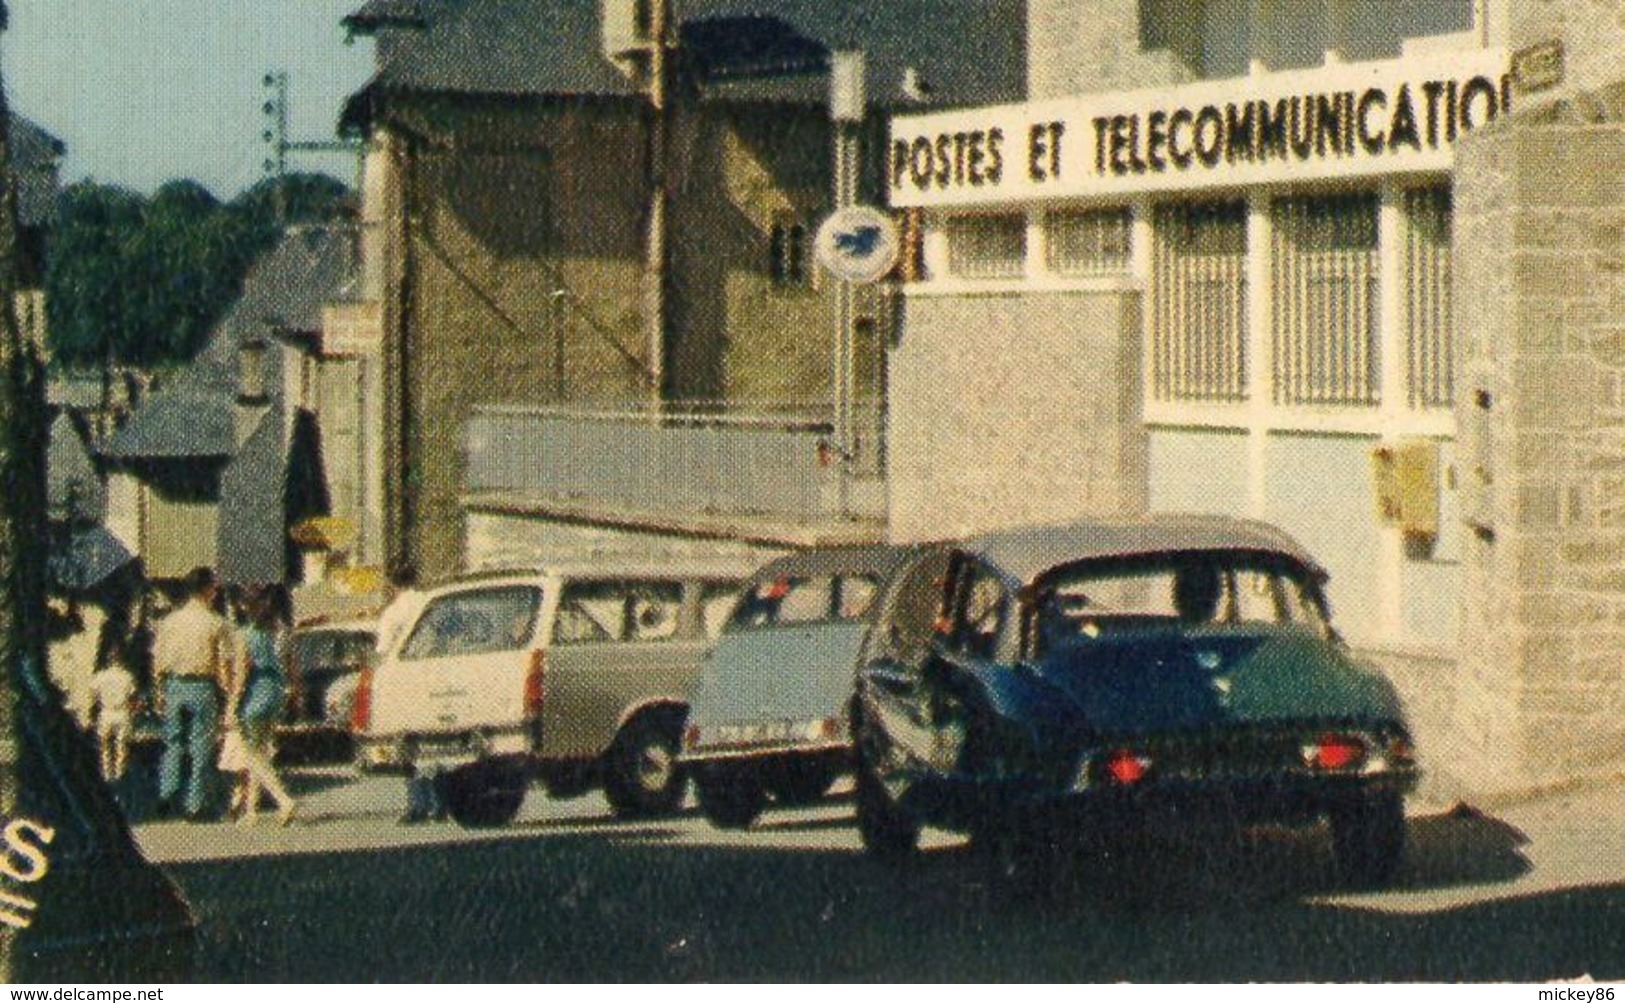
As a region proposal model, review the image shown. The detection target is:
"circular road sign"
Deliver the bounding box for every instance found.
[815,205,901,284]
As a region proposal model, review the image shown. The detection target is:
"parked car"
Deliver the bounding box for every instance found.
[682,544,926,828]
[352,560,749,827]
[283,617,376,737]
[11,651,195,980]
[851,515,1418,889]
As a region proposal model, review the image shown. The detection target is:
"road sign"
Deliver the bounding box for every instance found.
[815,205,900,285]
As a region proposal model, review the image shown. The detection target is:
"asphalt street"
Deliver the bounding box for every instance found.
[124,764,1625,981]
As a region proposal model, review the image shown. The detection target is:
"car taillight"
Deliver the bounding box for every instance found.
[523,649,547,720]
[1103,748,1151,786]
[1303,732,1366,771]
[350,666,374,733]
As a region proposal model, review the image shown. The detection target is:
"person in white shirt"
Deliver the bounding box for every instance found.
[89,661,137,781]
[152,567,236,819]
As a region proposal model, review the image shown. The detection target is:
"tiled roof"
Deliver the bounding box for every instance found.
[10,114,64,228]
[341,0,1024,128]
[103,227,356,460]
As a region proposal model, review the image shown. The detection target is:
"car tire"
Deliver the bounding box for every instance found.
[1329,792,1406,888]
[443,761,527,829]
[602,717,686,819]
[695,764,768,829]
[762,758,839,807]
[854,760,918,860]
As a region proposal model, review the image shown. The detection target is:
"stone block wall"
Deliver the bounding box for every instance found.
[1452,96,1625,796]
[888,290,1148,542]
[1028,0,1194,100]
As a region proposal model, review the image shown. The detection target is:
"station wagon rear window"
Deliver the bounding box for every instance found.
[731,573,882,629]
[552,580,685,644]
[401,586,542,660]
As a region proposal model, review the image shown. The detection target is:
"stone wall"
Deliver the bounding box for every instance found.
[888,289,1148,542]
[1451,91,1625,796]
[1028,0,1194,100]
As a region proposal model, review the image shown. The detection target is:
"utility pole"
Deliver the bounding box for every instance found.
[262,70,364,224]
[0,0,50,980]
[642,0,672,411]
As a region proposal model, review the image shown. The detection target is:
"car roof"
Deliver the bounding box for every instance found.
[435,556,759,590]
[963,514,1327,587]
[292,617,377,635]
[746,543,925,584]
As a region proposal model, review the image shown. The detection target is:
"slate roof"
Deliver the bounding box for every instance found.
[103,227,356,461]
[47,413,104,525]
[342,0,433,31]
[341,0,1024,128]
[11,114,64,228]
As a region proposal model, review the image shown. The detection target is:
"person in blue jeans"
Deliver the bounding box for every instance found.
[152,567,236,820]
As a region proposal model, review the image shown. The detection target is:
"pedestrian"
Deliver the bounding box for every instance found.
[226,588,297,825]
[152,566,236,821]
[46,596,101,731]
[88,614,139,782]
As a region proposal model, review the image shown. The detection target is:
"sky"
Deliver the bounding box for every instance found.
[3,1,377,200]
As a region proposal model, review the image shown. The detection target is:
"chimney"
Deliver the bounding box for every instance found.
[236,336,270,447]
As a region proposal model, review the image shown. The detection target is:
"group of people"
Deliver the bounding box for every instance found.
[151,566,298,825]
[48,566,301,825]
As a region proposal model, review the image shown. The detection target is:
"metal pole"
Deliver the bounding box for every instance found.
[830,52,864,518]
[552,289,567,402]
[644,0,671,414]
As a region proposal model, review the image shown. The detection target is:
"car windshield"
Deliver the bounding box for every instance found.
[1031,552,1329,653]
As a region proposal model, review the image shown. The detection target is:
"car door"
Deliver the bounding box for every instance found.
[539,578,693,760]
[859,548,953,783]
[372,585,543,740]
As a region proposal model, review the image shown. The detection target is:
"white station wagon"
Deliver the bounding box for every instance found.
[352,559,749,826]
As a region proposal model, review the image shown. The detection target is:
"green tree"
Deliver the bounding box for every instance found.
[44,171,351,368]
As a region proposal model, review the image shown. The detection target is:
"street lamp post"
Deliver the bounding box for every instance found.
[829,52,864,518]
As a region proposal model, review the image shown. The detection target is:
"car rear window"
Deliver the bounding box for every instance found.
[552,579,686,644]
[401,586,542,660]
[730,573,882,629]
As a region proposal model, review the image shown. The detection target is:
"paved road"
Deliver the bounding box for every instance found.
[132,767,1625,981]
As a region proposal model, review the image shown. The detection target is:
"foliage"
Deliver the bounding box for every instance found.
[44,172,352,367]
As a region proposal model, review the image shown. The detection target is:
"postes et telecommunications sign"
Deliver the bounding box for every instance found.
[889,49,1512,208]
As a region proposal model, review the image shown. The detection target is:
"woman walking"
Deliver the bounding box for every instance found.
[230,589,298,825]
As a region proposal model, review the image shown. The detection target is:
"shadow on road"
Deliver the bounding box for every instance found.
[150,799,1584,981]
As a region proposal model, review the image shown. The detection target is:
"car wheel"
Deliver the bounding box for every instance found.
[443,762,527,829]
[695,764,768,829]
[854,760,919,860]
[1329,792,1406,888]
[762,758,839,807]
[602,717,686,819]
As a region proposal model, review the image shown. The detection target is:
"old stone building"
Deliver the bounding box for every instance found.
[338,0,1026,578]
[886,0,1625,798]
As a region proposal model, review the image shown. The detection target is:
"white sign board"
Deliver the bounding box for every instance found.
[889,49,1512,208]
[815,205,901,284]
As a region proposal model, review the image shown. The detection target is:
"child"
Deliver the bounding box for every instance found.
[89,660,137,782]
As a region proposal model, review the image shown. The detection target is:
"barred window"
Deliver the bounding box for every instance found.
[1404,186,1453,410]
[946,214,1026,279]
[1047,207,1132,276]
[1270,192,1379,407]
[1150,200,1248,403]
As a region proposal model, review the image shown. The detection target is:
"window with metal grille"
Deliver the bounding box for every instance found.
[769,219,808,286]
[1047,207,1132,276]
[1404,186,1453,410]
[1150,200,1248,402]
[1269,192,1379,407]
[946,214,1027,279]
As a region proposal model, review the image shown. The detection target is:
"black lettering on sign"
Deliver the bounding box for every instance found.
[1460,75,1499,131]
[909,137,933,188]
[1422,81,1445,148]
[1194,105,1223,167]
[1389,84,1421,152]
[987,128,1005,184]
[1147,110,1168,170]
[1258,98,1288,162]
[1224,102,1254,164]
[1169,107,1193,169]
[1357,88,1387,154]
